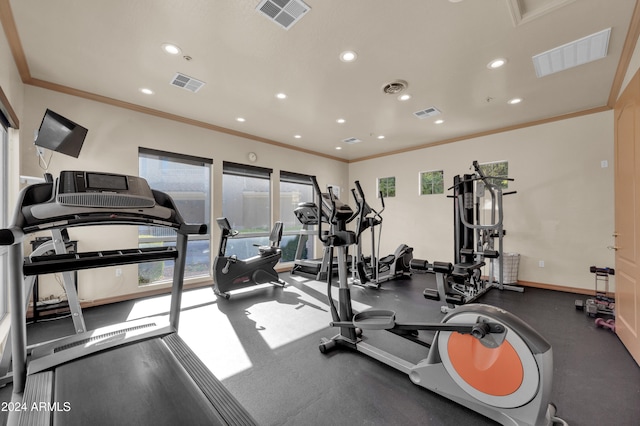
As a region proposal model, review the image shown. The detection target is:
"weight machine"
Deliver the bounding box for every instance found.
[422,161,523,312]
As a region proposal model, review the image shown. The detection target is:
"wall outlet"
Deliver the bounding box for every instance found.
[115,268,122,277]
[538,260,545,268]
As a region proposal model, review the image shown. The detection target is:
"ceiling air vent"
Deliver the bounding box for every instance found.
[256,0,310,30]
[342,137,362,144]
[383,80,408,95]
[413,107,441,119]
[170,73,205,93]
[532,28,611,78]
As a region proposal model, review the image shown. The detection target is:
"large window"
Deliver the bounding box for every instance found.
[138,148,212,284]
[279,171,314,262]
[222,162,272,259]
[0,121,8,318]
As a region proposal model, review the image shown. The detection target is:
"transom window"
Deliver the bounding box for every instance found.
[377,176,396,198]
[420,170,444,195]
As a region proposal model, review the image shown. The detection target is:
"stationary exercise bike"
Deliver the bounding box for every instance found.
[212,217,286,299]
[310,176,567,426]
[351,180,413,288]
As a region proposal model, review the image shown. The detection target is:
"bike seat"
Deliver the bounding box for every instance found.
[258,245,280,256]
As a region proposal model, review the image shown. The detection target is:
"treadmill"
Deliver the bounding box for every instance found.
[0,171,257,426]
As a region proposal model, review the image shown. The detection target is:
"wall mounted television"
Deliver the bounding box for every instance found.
[34,109,88,158]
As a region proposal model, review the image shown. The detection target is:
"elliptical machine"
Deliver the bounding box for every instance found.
[421,161,522,313]
[351,180,413,288]
[290,202,340,281]
[311,175,567,426]
[212,217,286,299]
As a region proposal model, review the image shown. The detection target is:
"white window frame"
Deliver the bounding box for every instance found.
[419,169,444,195]
[377,176,396,198]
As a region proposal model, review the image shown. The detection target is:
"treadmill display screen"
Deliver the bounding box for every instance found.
[86,173,128,190]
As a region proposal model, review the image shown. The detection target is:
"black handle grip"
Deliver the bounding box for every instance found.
[0,228,15,245]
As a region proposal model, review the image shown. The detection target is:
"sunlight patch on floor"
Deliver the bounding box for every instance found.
[178,304,253,380]
[126,287,217,321]
[245,282,373,350]
[244,286,330,350]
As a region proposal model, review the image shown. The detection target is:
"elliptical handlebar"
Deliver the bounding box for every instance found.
[354,180,384,216]
[309,176,328,244]
[309,176,359,245]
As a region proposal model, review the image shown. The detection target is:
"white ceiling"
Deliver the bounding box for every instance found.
[6,0,638,161]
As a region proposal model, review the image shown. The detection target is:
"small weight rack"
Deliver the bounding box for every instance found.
[575,266,615,331]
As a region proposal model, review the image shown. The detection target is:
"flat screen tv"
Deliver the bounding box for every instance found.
[34,109,88,158]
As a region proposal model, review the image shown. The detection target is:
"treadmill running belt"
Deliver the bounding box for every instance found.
[52,338,227,426]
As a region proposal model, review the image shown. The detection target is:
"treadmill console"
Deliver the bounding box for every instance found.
[57,171,156,208]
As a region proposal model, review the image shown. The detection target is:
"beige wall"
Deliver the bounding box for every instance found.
[348,111,615,292]
[20,86,349,302]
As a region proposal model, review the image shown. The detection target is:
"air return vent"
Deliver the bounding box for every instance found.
[413,107,441,119]
[256,0,310,30]
[170,73,206,93]
[342,137,362,144]
[532,28,611,78]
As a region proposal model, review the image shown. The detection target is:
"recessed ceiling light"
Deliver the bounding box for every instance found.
[336,118,346,124]
[340,51,357,62]
[377,135,385,139]
[398,94,412,101]
[487,58,507,69]
[335,146,342,150]
[435,119,444,124]
[294,134,301,139]
[139,88,154,95]
[162,43,181,55]
[236,117,246,122]
[276,93,287,99]
[508,97,523,105]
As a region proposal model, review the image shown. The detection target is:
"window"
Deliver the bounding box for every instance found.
[0,122,8,317]
[138,148,212,285]
[279,171,314,262]
[222,162,272,259]
[420,170,444,195]
[378,176,396,198]
[478,161,509,189]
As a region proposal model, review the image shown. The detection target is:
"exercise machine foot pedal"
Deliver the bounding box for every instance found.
[352,310,396,330]
[423,288,440,301]
[446,295,464,304]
